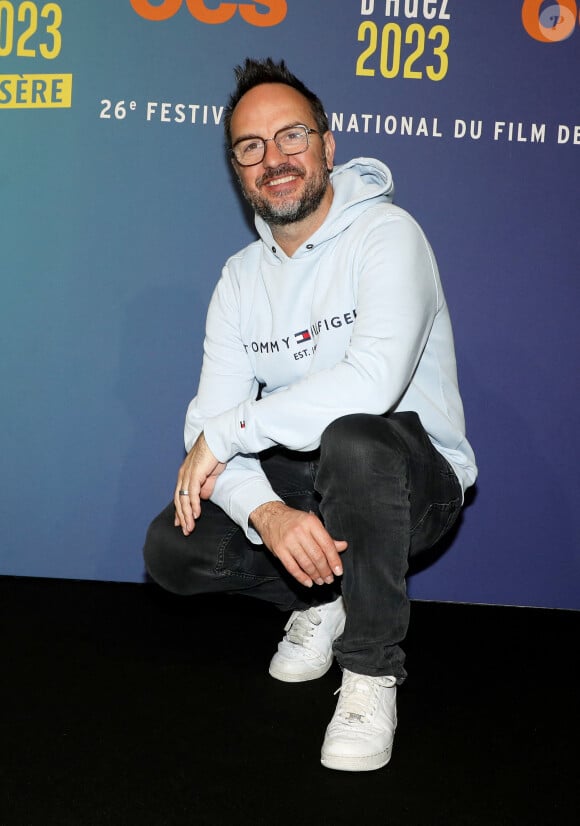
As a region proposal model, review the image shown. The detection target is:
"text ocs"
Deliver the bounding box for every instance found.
[129,0,287,26]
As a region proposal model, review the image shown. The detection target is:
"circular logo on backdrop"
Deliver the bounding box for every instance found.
[522,0,579,42]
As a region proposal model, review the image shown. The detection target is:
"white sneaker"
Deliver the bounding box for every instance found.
[268,597,346,683]
[321,669,397,771]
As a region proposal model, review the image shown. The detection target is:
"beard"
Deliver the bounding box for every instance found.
[239,159,331,227]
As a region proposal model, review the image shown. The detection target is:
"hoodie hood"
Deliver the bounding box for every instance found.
[255,157,395,257]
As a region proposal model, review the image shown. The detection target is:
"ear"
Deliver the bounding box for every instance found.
[322,131,336,171]
[230,155,242,182]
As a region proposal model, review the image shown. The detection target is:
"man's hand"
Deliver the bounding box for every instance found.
[250,501,347,589]
[174,433,226,535]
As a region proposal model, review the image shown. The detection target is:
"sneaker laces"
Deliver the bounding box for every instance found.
[284,606,322,647]
[333,673,394,724]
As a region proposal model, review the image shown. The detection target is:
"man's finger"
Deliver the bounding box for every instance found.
[299,545,335,584]
[310,525,347,577]
[174,480,195,534]
[280,542,338,586]
[277,551,313,589]
[174,492,186,533]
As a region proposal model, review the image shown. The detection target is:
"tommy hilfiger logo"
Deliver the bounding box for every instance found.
[294,329,311,344]
[242,309,357,355]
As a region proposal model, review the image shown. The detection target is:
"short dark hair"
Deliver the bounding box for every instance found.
[223,57,329,148]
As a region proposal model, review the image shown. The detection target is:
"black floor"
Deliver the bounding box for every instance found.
[1,576,579,826]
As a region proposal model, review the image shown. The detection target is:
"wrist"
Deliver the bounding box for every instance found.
[249,500,288,536]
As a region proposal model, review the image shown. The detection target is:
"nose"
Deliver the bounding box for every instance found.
[262,137,288,167]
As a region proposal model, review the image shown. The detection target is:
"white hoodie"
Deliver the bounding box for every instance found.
[185,158,477,542]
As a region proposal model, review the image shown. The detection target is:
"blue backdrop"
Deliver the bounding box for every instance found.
[1,1,579,608]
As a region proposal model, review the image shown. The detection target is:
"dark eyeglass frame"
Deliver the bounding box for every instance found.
[231,124,320,167]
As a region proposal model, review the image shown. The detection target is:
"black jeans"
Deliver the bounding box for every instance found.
[143,412,462,682]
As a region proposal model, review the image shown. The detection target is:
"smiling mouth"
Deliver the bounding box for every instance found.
[258,164,304,189]
[265,175,298,187]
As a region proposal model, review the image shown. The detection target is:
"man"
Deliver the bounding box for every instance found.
[144,58,477,772]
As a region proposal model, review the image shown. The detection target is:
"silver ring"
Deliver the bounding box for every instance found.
[178,489,190,496]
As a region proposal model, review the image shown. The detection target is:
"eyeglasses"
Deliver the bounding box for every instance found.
[231,124,320,167]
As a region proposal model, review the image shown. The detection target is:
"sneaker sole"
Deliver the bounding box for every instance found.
[320,745,393,772]
[268,657,334,683]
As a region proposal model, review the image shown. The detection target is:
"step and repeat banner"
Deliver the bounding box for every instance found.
[1,1,579,608]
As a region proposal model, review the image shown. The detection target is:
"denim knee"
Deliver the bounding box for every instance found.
[319,413,408,487]
[142,508,197,595]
